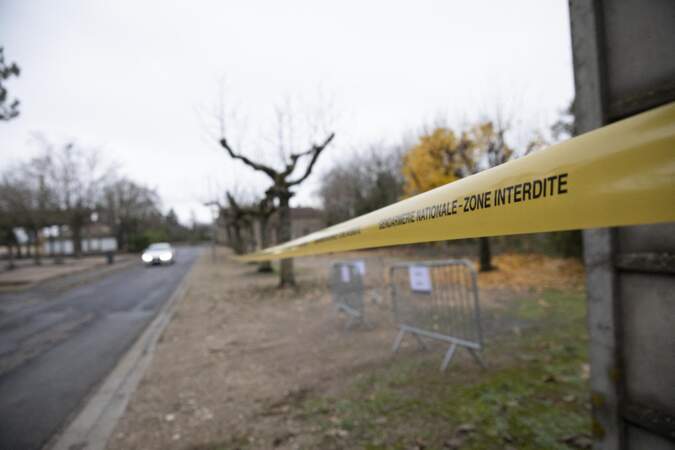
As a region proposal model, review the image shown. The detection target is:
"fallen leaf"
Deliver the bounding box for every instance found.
[455,423,476,434]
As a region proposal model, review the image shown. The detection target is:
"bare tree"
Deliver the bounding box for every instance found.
[0,47,20,121]
[0,178,20,269]
[215,191,254,256]
[102,177,161,251]
[0,157,57,265]
[37,139,114,257]
[551,99,575,142]
[211,188,277,272]
[218,102,335,287]
[242,193,277,272]
[319,143,405,225]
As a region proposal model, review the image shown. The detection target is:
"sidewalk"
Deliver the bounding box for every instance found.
[0,255,135,290]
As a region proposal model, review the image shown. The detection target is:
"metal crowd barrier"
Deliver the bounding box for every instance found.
[329,261,366,329]
[389,259,485,371]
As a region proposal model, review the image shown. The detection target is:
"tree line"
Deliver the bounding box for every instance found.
[0,139,206,269]
[1,47,208,269]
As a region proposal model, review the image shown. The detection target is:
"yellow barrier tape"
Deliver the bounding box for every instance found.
[239,102,675,261]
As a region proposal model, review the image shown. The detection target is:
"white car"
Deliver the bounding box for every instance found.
[141,242,176,266]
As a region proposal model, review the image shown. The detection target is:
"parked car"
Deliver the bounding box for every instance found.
[141,242,175,266]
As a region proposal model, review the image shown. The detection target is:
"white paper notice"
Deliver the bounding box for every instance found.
[353,260,366,276]
[409,265,432,293]
[341,265,351,283]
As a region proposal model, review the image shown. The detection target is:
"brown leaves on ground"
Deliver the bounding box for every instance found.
[476,253,584,292]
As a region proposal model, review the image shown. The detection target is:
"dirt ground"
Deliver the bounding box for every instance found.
[108,247,586,450]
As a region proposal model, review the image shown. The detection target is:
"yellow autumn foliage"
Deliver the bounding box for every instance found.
[402,121,514,197]
[468,121,514,166]
[403,128,459,196]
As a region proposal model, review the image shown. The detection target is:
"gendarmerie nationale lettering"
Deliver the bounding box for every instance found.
[377,172,569,231]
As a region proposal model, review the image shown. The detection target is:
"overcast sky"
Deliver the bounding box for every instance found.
[0,0,574,224]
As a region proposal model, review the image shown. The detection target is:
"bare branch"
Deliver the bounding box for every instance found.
[287,132,335,186]
[219,137,278,179]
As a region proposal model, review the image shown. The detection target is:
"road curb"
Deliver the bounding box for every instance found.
[48,253,201,450]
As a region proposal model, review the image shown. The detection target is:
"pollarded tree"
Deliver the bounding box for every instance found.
[246,194,277,273]
[218,107,335,287]
[224,191,255,255]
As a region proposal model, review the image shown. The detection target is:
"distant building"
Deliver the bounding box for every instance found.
[40,223,117,256]
[270,207,324,242]
[217,206,324,250]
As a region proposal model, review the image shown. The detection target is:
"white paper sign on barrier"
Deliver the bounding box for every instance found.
[341,265,351,283]
[409,265,432,293]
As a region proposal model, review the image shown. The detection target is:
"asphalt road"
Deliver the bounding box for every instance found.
[0,246,201,450]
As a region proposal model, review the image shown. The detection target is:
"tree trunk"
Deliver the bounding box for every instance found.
[54,225,64,264]
[225,224,234,248]
[6,244,15,270]
[246,221,256,253]
[72,221,83,258]
[277,192,295,287]
[232,223,244,255]
[257,215,273,273]
[70,211,86,258]
[115,226,125,252]
[478,236,495,272]
[32,229,42,265]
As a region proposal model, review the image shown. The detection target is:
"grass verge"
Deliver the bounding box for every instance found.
[299,290,591,450]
